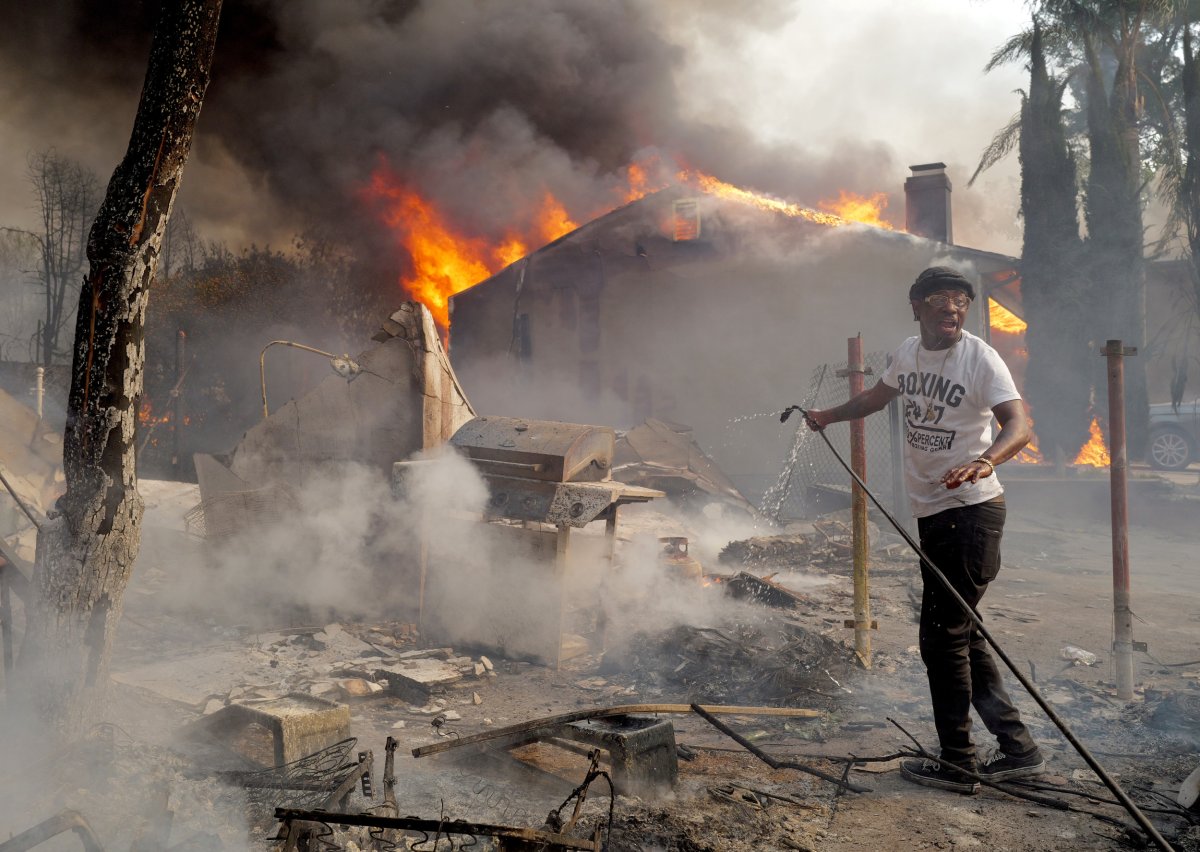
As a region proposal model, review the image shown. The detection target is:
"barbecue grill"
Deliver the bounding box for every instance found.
[446,416,659,526]
[393,415,661,666]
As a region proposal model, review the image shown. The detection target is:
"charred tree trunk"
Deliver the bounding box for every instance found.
[16,0,223,738]
[1019,19,1092,461]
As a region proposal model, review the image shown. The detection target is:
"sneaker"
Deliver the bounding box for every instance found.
[979,749,1046,782]
[900,757,980,794]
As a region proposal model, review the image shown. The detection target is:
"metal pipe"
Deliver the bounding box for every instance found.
[847,335,871,666]
[259,339,342,420]
[780,405,1173,851]
[34,367,44,420]
[1103,340,1136,700]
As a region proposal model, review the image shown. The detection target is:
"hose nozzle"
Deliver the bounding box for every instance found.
[780,404,808,423]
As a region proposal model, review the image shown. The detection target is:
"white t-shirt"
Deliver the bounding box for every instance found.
[879,330,1020,518]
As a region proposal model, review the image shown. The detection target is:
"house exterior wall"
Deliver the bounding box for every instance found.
[450,194,1009,504]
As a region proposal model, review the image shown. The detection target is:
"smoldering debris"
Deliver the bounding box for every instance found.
[609,621,855,708]
[718,511,887,573]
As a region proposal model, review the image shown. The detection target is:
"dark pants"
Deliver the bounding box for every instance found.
[917,498,1037,767]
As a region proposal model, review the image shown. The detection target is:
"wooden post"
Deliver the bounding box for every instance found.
[845,335,871,667]
[1102,340,1136,700]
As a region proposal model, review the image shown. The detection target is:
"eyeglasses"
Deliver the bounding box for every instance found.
[923,292,972,310]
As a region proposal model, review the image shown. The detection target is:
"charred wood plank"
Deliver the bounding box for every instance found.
[412,703,822,758]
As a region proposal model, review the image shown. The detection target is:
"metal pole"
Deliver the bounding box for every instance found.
[1102,339,1136,701]
[172,330,186,478]
[34,367,44,420]
[846,335,871,667]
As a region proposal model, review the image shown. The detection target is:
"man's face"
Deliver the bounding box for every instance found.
[912,289,971,342]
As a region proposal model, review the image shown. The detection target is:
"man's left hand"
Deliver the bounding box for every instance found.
[941,459,993,489]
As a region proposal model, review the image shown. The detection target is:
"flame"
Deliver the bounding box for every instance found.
[1015,437,1043,464]
[683,172,841,226]
[364,169,578,329]
[366,156,892,331]
[1015,412,1044,464]
[988,299,1027,334]
[1073,417,1110,467]
[623,161,655,203]
[534,191,578,244]
[138,400,171,427]
[680,172,894,230]
[817,190,894,229]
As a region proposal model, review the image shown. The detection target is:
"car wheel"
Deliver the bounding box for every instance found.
[1149,428,1193,471]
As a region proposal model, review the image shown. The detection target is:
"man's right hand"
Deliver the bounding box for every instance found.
[804,409,832,431]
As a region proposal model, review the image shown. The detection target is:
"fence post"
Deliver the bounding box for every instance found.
[1102,340,1136,701]
[840,335,872,667]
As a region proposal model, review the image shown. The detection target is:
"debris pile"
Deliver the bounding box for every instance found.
[614,621,854,707]
[718,512,885,571]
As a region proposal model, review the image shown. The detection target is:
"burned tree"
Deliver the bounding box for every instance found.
[16,0,223,736]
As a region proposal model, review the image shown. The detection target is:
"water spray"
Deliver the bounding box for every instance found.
[779,405,1174,852]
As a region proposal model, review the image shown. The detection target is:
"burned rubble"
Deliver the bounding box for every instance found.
[0,277,1197,852]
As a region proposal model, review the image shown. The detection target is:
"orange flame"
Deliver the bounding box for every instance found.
[1015,436,1044,464]
[363,169,578,329]
[366,157,893,331]
[623,161,654,203]
[988,299,1027,334]
[681,172,894,229]
[817,190,894,229]
[138,400,171,427]
[1073,417,1110,467]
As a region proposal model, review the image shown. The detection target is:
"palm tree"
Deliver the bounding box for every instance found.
[977,0,1180,459]
[1019,20,1094,462]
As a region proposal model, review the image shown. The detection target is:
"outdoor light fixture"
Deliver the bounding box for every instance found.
[260,340,363,420]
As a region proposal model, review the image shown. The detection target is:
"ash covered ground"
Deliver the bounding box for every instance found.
[1,472,1199,852]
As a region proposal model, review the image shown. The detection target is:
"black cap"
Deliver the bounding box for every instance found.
[909,266,975,302]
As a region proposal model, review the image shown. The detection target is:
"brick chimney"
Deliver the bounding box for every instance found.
[904,162,953,244]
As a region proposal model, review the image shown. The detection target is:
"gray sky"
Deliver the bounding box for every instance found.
[0,0,1032,256]
[663,0,1030,253]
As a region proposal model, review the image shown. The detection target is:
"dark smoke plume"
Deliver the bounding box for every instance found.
[0,0,902,250]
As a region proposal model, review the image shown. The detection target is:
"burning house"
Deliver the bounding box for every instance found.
[446,164,1022,505]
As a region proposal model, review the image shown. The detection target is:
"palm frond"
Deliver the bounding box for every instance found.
[970,108,1024,186]
[986,30,1035,72]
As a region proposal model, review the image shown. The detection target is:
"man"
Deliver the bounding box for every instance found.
[805,266,1044,794]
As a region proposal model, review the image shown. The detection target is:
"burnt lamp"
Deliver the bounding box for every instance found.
[259,339,362,420]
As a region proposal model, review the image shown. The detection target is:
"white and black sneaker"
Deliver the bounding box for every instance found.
[979,749,1046,782]
[900,757,980,794]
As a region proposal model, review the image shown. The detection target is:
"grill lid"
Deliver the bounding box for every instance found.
[449,416,614,483]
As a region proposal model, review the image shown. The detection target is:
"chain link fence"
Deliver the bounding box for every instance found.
[761,353,907,522]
